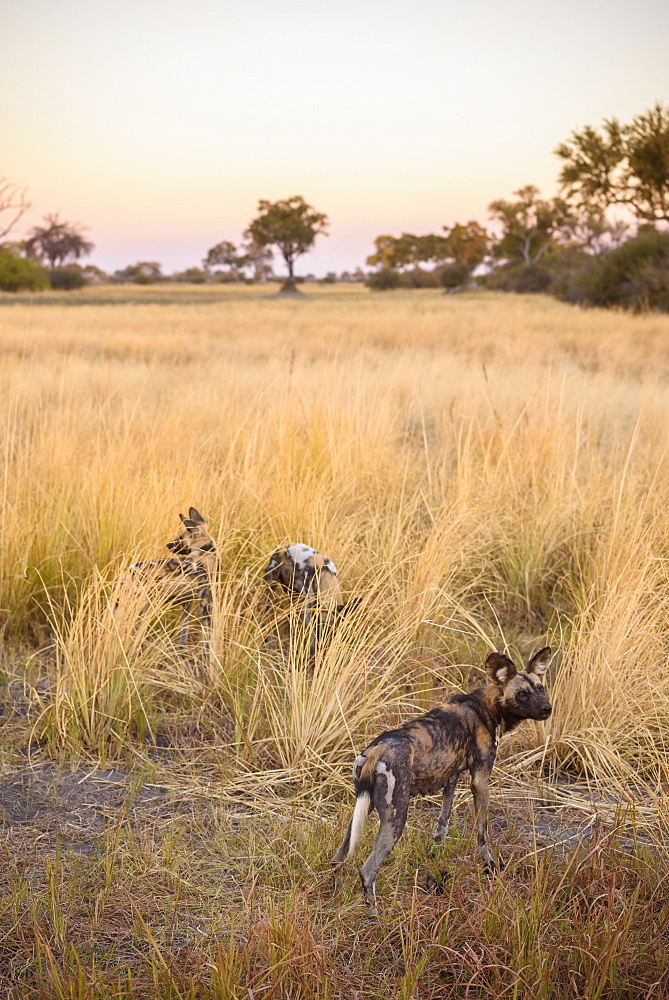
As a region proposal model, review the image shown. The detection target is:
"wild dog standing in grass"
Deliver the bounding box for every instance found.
[332,647,552,911]
[263,543,357,651]
[117,507,217,647]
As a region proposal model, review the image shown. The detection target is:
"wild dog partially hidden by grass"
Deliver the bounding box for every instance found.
[117,507,217,645]
[263,543,357,650]
[332,647,553,910]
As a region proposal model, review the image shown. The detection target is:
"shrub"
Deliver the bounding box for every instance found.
[406,268,441,288]
[440,261,471,291]
[543,248,595,304]
[174,267,207,284]
[366,268,406,291]
[50,265,87,290]
[581,226,669,312]
[0,250,49,292]
[485,262,553,294]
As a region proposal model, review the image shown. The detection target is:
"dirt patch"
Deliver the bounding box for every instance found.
[0,763,195,851]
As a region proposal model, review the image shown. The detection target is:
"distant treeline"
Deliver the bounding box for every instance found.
[2,103,669,310]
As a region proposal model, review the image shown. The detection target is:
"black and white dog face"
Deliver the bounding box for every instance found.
[263,543,342,608]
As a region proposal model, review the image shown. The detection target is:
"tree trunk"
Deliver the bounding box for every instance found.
[280,251,298,293]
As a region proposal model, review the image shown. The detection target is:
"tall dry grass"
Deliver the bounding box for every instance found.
[2,286,669,807]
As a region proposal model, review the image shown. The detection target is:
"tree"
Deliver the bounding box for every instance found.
[243,239,273,281]
[203,240,247,279]
[245,196,328,292]
[488,186,574,264]
[558,209,629,257]
[203,238,273,282]
[0,179,31,246]
[556,102,669,223]
[442,221,489,271]
[367,233,450,270]
[24,213,94,268]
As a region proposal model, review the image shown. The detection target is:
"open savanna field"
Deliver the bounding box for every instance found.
[1,283,669,998]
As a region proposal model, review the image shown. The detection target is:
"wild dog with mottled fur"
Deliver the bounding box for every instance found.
[118,507,217,643]
[332,647,552,910]
[263,543,357,648]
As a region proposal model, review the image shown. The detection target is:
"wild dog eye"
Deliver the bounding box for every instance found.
[517,691,528,699]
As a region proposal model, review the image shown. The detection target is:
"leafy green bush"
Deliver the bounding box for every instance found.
[174,267,207,284]
[0,250,49,292]
[440,261,470,291]
[581,226,669,311]
[542,248,595,304]
[405,268,441,288]
[366,268,406,290]
[484,262,552,293]
[50,265,87,290]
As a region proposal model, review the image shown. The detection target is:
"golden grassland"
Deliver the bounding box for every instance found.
[1,284,669,997]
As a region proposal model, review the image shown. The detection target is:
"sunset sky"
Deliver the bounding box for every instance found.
[3,0,668,276]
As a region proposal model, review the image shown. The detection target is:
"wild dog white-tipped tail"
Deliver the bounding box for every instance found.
[347,791,371,858]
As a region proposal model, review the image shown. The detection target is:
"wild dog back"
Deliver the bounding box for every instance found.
[332,647,553,910]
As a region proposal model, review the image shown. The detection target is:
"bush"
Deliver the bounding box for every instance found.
[366,268,407,291]
[543,248,595,304]
[405,268,442,288]
[485,262,553,294]
[174,268,207,284]
[581,226,669,312]
[440,261,471,291]
[50,266,87,290]
[0,251,49,292]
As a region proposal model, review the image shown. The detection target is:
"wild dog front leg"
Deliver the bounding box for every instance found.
[433,774,459,844]
[470,769,496,872]
[198,588,213,653]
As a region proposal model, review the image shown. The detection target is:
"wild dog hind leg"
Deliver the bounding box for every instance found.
[359,761,411,911]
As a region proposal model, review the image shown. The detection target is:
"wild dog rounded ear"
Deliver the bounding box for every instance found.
[179,513,198,531]
[484,652,517,685]
[526,646,552,675]
[188,507,206,525]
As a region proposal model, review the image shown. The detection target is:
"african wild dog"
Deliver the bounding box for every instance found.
[263,543,357,648]
[332,647,552,910]
[118,507,217,644]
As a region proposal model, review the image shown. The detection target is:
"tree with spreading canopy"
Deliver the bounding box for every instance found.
[488,186,574,265]
[367,233,449,270]
[24,213,94,269]
[555,102,669,223]
[443,221,489,271]
[203,238,273,282]
[203,240,247,279]
[245,196,328,292]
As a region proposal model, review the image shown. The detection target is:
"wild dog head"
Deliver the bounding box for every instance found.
[166,507,217,566]
[485,647,553,723]
[263,543,344,610]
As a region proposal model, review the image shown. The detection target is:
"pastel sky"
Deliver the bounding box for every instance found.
[3,0,668,276]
